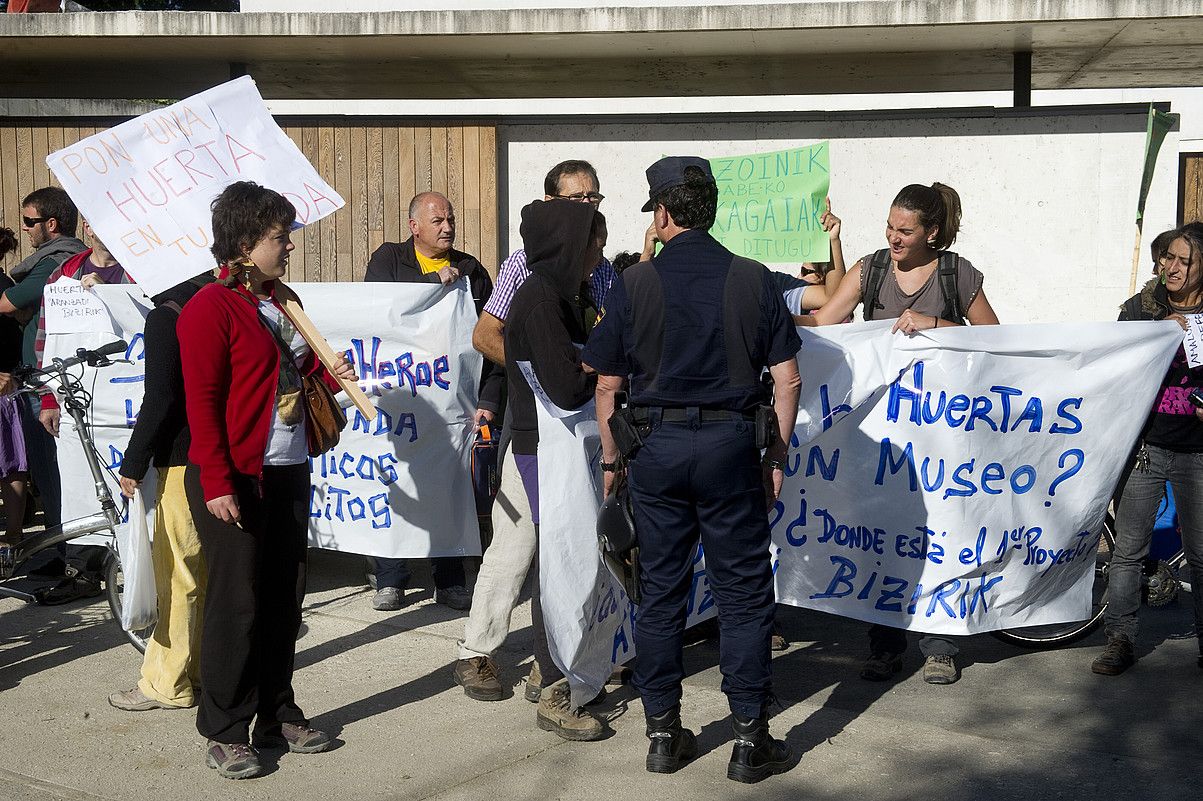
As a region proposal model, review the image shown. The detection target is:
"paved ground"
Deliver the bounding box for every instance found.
[0,549,1198,801]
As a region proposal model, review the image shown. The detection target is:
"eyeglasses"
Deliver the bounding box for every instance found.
[1159,252,1194,268]
[21,215,49,228]
[553,192,605,205]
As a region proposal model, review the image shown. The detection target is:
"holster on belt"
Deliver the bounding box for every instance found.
[608,399,644,459]
[754,405,778,450]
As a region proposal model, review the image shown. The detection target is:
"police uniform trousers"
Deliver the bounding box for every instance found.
[627,407,774,719]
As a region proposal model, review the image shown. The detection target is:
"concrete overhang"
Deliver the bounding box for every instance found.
[1,1,1201,100]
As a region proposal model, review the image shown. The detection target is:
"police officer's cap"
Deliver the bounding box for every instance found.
[640,156,716,212]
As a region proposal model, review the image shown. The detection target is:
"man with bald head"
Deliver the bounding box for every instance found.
[364,191,502,611]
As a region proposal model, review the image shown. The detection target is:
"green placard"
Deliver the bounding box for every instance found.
[709,142,830,264]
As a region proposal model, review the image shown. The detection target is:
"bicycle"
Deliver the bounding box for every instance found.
[992,510,1192,649]
[0,340,151,653]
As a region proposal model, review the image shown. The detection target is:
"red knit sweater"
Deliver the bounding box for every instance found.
[177,280,337,502]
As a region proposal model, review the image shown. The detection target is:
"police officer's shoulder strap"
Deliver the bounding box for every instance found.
[936,251,964,325]
[861,248,892,321]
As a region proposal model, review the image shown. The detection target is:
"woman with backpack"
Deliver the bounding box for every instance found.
[803,183,998,332]
[803,182,999,686]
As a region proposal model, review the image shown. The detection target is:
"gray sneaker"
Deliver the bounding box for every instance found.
[108,686,192,711]
[372,587,403,611]
[435,585,472,610]
[206,741,262,780]
[256,723,333,754]
[923,654,960,685]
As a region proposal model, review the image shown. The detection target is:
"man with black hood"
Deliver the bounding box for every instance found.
[363,191,503,612]
[110,271,216,712]
[505,198,607,742]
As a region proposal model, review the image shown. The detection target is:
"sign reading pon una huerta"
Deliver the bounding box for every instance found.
[709,141,831,264]
[46,76,345,297]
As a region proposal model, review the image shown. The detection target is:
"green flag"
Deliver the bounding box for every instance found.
[708,142,831,263]
[1136,105,1178,226]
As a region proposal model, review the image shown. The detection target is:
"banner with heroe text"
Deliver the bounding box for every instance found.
[46,283,483,559]
[709,142,830,265]
[46,76,344,298]
[773,320,1181,633]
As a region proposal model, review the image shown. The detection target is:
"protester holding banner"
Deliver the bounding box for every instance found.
[505,198,607,741]
[583,157,801,783]
[177,181,356,780]
[0,187,87,588]
[1094,222,1203,675]
[454,160,616,704]
[362,191,501,613]
[802,182,999,685]
[109,271,215,713]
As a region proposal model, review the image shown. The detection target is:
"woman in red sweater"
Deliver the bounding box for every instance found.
[178,181,355,780]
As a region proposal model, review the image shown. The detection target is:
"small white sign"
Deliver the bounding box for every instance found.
[1184,314,1203,368]
[43,277,117,335]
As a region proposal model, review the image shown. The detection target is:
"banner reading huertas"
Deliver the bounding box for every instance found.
[533,320,1180,699]
[773,320,1181,633]
[46,283,483,559]
[45,76,344,297]
[709,142,830,265]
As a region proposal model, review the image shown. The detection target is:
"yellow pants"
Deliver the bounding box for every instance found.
[137,465,207,707]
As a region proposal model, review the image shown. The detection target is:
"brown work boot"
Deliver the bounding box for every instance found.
[1091,635,1136,676]
[524,660,543,703]
[536,679,605,741]
[453,656,504,701]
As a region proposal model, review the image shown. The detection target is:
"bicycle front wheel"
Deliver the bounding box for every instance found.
[104,551,153,654]
[991,516,1114,650]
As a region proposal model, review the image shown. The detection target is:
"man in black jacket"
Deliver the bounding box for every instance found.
[363,192,502,611]
[504,198,607,741]
[110,273,215,711]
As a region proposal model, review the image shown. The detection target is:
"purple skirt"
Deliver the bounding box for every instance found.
[0,394,28,477]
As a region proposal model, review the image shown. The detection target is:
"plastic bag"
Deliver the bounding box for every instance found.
[116,488,158,632]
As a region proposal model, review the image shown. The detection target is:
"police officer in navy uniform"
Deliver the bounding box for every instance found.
[582,157,802,783]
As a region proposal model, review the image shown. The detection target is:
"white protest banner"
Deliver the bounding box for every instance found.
[531,376,716,707]
[772,320,1183,634]
[42,278,120,335]
[1184,314,1203,369]
[46,282,482,558]
[46,76,344,297]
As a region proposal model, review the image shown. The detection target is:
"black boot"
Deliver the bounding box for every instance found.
[727,712,793,783]
[645,705,698,774]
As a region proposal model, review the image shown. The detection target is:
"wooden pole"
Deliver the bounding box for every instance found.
[1129,222,1144,297]
[277,288,378,421]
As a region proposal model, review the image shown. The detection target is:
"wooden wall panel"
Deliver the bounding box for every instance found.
[0,118,501,281]
[1180,153,1203,226]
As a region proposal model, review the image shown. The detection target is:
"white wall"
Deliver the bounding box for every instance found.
[500,108,1179,325]
[243,0,837,10]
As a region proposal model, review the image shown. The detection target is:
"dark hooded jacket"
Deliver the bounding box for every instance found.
[363,236,502,414]
[119,273,216,479]
[505,200,602,455]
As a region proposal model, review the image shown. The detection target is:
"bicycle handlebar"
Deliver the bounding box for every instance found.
[15,340,129,386]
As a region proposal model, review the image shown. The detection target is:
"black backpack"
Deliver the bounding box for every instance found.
[862,249,964,324]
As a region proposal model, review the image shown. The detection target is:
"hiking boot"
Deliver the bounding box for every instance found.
[727,713,793,783]
[524,661,543,703]
[453,656,503,701]
[257,723,333,754]
[923,654,960,685]
[645,705,698,774]
[536,679,605,741]
[108,687,191,712]
[35,574,103,606]
[206,742,262,779]
[1091,636,1136,676]
[372,587,403,611]
[860,651,903,681]
[435,585,472,611]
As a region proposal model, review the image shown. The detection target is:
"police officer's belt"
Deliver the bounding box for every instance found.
[630,406,755,424]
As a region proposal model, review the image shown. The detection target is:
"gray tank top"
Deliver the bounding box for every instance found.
[858,251,984,320]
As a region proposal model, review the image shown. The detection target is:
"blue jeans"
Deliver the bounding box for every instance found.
[1105,444,1203,650]
[628,409,774,719]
